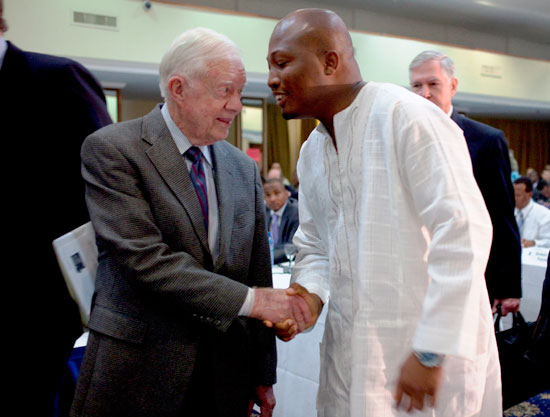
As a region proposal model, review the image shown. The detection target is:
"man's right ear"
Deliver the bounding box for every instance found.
[323,51,339,75]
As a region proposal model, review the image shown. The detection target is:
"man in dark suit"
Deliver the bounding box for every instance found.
[0,1,112,414]
[264,178,300,264]
[71,28,312,417]
[409,50,522,316]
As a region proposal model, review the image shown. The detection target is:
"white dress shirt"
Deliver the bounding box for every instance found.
[515,199,550,247]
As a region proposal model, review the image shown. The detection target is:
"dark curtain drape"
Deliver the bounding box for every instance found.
[266,103,291,179]
[470,117,550,175]
[301,118,318,144]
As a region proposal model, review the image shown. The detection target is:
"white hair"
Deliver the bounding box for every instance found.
[159,27,241,100]
[409,50,456,79]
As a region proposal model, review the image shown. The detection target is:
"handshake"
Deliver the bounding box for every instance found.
[250,283,324,341]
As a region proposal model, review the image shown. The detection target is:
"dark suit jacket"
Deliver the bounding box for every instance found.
[451,109,521,300]
[266,198,300,264]
[71,106,276,417]
[0,41,111,412]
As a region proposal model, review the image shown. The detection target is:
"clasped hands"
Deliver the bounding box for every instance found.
[251,283,323,341]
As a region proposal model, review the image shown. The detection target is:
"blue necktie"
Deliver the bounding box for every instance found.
[271,213,280,245]
[185,147,208,233]
[517,210,524,234]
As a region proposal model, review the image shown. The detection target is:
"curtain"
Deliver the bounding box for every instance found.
[266,104,291,180]
[470,117,550,176]
[301,118,318,144]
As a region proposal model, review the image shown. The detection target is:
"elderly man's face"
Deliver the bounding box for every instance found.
[514,183,532,209]
[178,55,246,146]
[410,60,457,114]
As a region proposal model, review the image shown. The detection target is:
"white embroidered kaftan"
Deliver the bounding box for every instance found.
[292,82,502,417]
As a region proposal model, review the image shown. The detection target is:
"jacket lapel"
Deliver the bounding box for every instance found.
[450,108,464,130]
[142,106,209,252]
[279,205,290,240]
[211,142,235,270]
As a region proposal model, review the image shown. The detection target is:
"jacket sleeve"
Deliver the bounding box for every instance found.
[82,131,249,333]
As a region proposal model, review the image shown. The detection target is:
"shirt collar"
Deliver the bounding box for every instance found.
[515,199,534,215]
[272,200,288,217]
[446,105,454,117]
[161,103,213,166]
[0,37,8,71]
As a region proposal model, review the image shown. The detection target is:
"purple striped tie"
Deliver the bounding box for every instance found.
[185,146,209,233]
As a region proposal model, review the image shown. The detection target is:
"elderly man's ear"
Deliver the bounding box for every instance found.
[167,75,189,102]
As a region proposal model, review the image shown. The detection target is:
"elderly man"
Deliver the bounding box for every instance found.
[264,178,300,264]
[513,177,550,248]
[71,28,311,417]
[267,8,501,416]
[409,51,522,316]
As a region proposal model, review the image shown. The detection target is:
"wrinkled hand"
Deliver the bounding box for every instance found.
[271,283,324,342]
[394,353,443,413]
[247,385,275,417]
[492,298,521,316]
[250,287,312,331]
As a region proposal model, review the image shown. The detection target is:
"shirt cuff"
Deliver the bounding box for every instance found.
[238,287,255,316]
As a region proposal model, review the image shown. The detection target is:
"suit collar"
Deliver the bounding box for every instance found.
[0,41,24,82]
[160,103,213,166]
[450,107,465,129]
[0,38,7,71]
[143,105,210,252]
[142,106,235,269]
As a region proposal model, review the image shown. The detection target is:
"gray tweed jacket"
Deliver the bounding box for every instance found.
[71,105,276,417]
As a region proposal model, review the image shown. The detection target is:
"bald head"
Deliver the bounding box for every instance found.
[267,8,363,125]
[272,9,354,62]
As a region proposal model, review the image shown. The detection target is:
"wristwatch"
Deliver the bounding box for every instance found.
[413,351,445,367]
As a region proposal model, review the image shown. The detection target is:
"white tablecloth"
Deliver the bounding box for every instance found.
[519,247,548,321]
[272,266,325,417]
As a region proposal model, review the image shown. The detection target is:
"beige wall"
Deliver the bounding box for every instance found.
[4,0,549,104]
[120,98,159,122]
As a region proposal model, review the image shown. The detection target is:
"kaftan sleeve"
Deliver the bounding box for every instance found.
[395,103,493,360]
[289,152,331,305]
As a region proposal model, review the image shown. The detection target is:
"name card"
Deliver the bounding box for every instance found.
[522,247,550,268]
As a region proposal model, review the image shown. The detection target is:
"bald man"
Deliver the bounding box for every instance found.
[267,8,501,416]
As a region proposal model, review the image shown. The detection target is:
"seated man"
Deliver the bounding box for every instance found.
[534,180,550,208]
[264,178,299,264]
[514,177,550,248]
[267,164,298,200]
